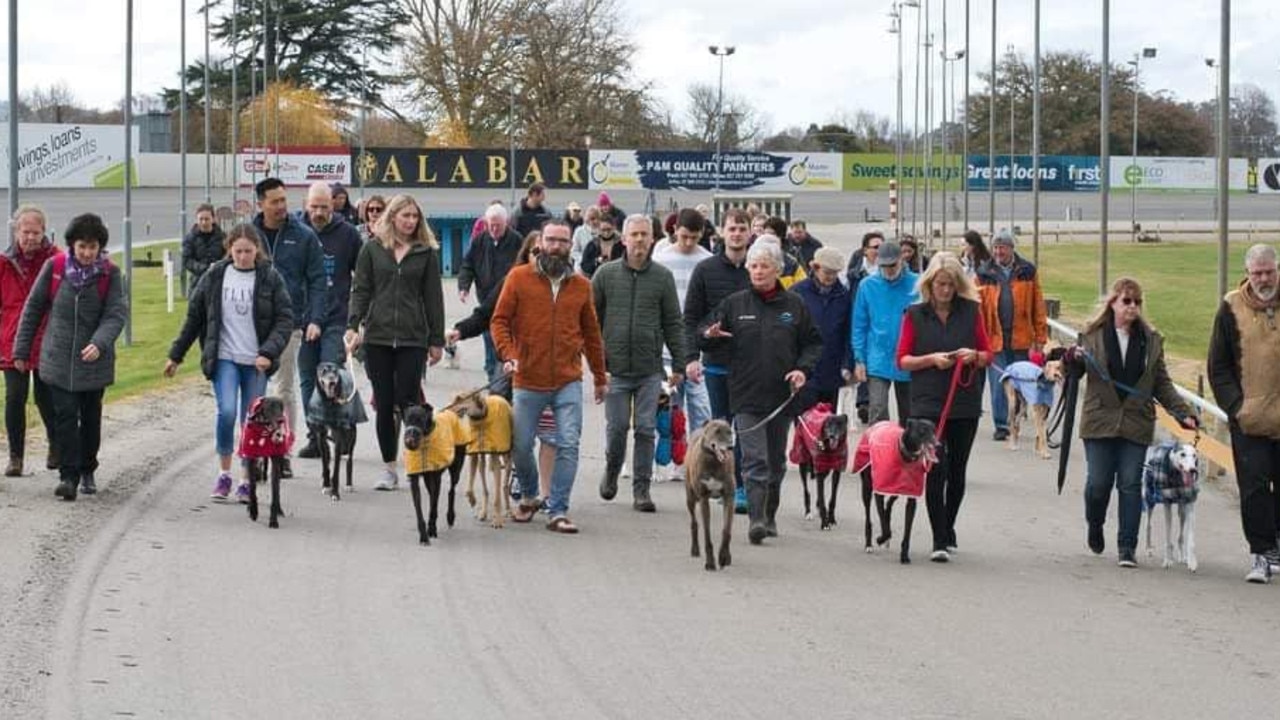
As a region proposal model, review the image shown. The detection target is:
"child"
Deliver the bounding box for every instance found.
[654,385,687,482]
[13,213,127,500]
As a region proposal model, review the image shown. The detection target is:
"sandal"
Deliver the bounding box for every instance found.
[546,516,579,534]
[511,499,542,523]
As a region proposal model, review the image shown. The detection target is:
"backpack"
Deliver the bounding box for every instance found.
[49,253,111,302]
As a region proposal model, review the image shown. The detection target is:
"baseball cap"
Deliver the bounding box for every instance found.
[877,241,903,266]
[993,229,1016,247]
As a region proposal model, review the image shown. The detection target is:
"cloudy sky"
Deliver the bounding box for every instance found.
[1,0,1276,134]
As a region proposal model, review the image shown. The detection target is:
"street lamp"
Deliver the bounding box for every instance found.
[1127,47,1157,242]
[942,48,966,246]
[507,36,526,207]
[709,46,736,194]
[1206,57,1219,222]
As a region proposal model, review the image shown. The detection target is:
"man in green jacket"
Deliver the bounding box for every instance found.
[592,215,685,512]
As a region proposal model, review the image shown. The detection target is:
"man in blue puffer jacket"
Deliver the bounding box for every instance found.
[852,240,918,425]
[252,177,327,477]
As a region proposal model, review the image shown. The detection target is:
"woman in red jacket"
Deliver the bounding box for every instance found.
[1,206,61,476]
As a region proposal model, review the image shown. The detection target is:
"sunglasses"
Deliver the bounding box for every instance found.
[1120,296,1142,307]
[869,244,882,250]
[367,206,385,214]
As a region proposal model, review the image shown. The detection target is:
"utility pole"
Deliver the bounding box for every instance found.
[1129,48,1158,243]
[988,0,996,236]
[963,0,970,230]
[180,0,188,259]
[1216,0,1230,300]
[1100,0,1111,296]
[203,0,211,203]
[7,0,19,215]
[912,4,922,234]
[124,0,135,345]
[1032,0,1041,266]
[1008,44,1015,229]
[710,46,736,194]
[231,0,239,212]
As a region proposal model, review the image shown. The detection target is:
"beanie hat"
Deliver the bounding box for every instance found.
[993,229,1016,247]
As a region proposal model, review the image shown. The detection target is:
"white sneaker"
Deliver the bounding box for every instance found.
[1246,554,1272,584]
[669,463,684,482]
[374,468,399,491]
[930,549,951,563]
[620,465,631,479]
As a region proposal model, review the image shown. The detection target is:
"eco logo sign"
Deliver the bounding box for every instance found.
[1124,164,1144,186]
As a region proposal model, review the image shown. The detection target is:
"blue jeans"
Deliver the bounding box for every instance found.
[673,374,712,435]
[1084,437,1148,552]
[987,348,1029,430]
[482,331,499,383]
[513,381,583,518]
[213,359,267,458]
[297,324,347,411]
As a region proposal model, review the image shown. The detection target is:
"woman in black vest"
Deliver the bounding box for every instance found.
[896,252,995,563]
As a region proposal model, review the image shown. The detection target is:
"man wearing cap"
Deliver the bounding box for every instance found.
[976,229,1048,440]
[791,246,855,410]
[563,201,585,234]
[852,240,919,424]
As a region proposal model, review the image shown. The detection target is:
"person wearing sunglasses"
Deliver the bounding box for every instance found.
[357,196,387,243]
[1078,276,1198,569]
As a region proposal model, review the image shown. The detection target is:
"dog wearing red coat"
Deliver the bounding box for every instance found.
[790,402,850,530]
[851,419,937,563]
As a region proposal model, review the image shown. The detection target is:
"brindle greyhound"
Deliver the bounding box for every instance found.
[686,420,736,571]
[310,362,366,501]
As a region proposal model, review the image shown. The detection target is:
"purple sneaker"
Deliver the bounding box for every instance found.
[234,481,251,504]
[210,473,233,501]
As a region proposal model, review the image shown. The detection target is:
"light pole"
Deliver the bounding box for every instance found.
[1031,0,1040,266]
[124,0,135,345]
[988,0,996,236]
[911,4,923,234]
[710,46,736,195]
[7,0,17,215]
[1100,0,1111,296]
[1206,57,1219,222]
[1007,44,1016,228]
[1215,1,1230,300]
[1127,47,1157,242]
[508,36,527,207]
[963,0,970,230]
[942,49,966,247]
[203,0,211,203]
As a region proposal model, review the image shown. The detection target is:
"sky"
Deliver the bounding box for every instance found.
[1,0,1277,136]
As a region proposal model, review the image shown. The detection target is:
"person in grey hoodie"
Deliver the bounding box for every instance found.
[252,177,326,478]
[591,214,685,512]
[14,213,127,501]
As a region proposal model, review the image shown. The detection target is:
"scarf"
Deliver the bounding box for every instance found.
[1239,278,1280,313]
[1103,318,1146,400]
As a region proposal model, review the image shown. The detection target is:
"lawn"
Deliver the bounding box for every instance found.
[113,241,191,399]
[1034,240,1251,389]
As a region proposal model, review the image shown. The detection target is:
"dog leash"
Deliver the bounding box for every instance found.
[737,388,799,435]
[934,360,977,439]
[440,370,515,413]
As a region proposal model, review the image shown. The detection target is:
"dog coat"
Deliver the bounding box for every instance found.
[1143,442,1199,508]
[851,421,928,499]
[405,411,462,475]
[656,405,673,466]
[304,367,370,428]
[789,402,848,474]
[1000,360,1055,407]
[671,406,687,466]
[239,399,295,459]
[466,394,513,454]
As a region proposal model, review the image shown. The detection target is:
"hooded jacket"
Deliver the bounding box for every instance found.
[168,259,295,380]
[253,212,327,329]
[790,277,854,394]
[181,224,227,290]
[347,239,446,349]
[299,211,363,327]
[852,268,920,383]
[1,239,60,370]
[14,254,127,392]
[975,254,1048,351]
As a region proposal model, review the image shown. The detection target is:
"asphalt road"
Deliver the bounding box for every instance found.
[10,287,1276,719]
[2,187,1278,238]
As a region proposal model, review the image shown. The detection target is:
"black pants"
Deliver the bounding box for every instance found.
[364,344,427,463]
[1229,428,1280,554]
[49,386,104,483]
[918,416,979,551]
[4,368,56,458]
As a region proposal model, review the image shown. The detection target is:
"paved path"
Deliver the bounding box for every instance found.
[32,347,1280,719]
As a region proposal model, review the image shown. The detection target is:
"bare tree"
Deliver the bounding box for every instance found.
[22,82,86,123]
[685,82,766,150]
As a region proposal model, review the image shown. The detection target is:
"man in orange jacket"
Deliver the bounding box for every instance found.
[975,229,1048,441]
[491,219,608,534]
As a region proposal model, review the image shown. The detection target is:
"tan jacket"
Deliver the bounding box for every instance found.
[1078,321,1189,446]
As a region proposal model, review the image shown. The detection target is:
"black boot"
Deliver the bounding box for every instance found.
[80,471,97,495]
[764,483,781,537]
[747,482,769,545]
[5,455,22,477]
[279,457,294,479]
[46,444,60,470]
[632,482,656,513]
[54,477,77,501]
[297,433,321,459]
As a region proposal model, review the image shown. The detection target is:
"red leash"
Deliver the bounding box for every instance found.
[935,360,977,439]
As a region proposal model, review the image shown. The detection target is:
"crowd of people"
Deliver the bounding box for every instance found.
[4,181,1280,584]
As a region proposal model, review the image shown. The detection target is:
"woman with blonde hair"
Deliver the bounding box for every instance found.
[1078,276,1197,568]
[895,252,998,562]
[346,194,446,491]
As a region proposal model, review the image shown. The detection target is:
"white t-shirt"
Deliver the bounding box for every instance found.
[1116,326,1130,365]
[219,266,259,365]
[653,244,713,311]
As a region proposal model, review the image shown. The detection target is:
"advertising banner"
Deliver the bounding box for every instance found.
[841,153,963,191]
[236,146,351,186]
[1110,156,1218,191]
[0,123,138,189]
[351,148,587,189]
[1255,158,1280,194]
[966,155,1102,192]
[588,150,841,191]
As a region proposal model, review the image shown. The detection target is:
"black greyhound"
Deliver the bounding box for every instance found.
[857,418,937,563]
[242,396,292,529]
[793,407,850,531]
[308,362,367,502]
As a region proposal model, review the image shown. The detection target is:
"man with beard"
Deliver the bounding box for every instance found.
[1209,244,1280,583]
[592,215,685,512]
[491,220,608,534]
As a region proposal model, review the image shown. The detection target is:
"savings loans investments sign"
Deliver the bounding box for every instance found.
[0,123,139,189]
[587,150,841,191]
[353,149,588,189]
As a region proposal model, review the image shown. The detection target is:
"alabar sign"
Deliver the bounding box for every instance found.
[352,149,589,189]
